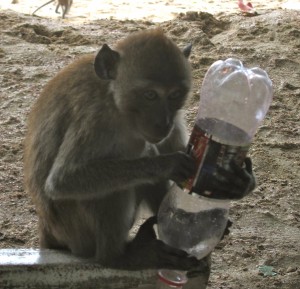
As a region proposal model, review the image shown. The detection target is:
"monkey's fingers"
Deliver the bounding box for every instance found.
[215,166,246,189]
[170,152,197,183]
[211,180,250,199]
[217,157,254,185]
[229,158,253,181]
[186,253,211,278]
[244,157,254,174]
[206,168,252,199]
[229,157,256,192]
[158,241,203,270]
[221,219,233,240]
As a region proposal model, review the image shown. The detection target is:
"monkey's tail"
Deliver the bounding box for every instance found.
[32,0,55,16]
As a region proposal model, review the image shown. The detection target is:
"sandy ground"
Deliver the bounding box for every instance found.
[0,0,299,288]
[0,0,300,22]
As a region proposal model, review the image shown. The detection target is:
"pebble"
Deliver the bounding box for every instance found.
[286,266,297,273]
[241,252,251,258]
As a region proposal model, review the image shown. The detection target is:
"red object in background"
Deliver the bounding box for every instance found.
[238,0,256,13]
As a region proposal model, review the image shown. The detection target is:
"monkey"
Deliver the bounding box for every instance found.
[32,0,72,19]
[24,29,255,276]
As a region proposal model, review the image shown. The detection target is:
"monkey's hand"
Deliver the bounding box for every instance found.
[124,216,207,271]
[162,151,196,184]
[205,157,256,200]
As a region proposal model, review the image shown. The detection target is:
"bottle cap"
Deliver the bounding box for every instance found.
[157,270,188,287]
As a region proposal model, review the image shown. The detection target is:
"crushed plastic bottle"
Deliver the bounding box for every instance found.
[157,58,273,286]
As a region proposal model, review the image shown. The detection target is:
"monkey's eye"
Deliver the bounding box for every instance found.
[143,90,158,100]
[168,90,183,100]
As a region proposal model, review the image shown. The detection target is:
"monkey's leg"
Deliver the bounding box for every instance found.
[55,4,60,13]
[115,216,206,271]
[39,222,68,251]
[64,0,72,16]
[62,7,67,18]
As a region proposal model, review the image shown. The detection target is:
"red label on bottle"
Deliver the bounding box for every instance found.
[184,126,210,191]
[183,125,249,198]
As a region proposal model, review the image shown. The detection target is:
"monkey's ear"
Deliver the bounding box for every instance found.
[94,44,120,80]
[183,44,192,58]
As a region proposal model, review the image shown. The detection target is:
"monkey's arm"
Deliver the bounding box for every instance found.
[44,128,195,200]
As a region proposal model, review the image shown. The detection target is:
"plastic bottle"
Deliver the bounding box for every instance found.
[157,58,273,285]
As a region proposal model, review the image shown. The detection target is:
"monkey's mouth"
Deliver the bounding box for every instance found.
[140,132,162,144]
[141,128,172,144]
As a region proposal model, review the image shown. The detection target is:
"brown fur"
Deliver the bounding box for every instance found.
[24,29,205,270]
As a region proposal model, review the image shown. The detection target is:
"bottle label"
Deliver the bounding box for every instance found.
[182,125,249,199]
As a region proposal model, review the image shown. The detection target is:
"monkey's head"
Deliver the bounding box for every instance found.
[94,29,192,144]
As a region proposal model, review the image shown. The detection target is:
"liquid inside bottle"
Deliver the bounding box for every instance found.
[197,117,251,146]
[157,184,230,260]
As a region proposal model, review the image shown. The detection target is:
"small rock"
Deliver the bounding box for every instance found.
[241,252,251,258]
[257,244,265,250]
[286,266,297,273]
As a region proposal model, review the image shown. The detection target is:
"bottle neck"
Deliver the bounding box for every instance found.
[188,191,231,207]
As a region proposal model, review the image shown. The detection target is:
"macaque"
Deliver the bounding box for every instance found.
[24,29,255,277]
[32,0,72,19]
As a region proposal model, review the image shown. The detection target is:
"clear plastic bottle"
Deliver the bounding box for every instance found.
[157,58,273,285]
